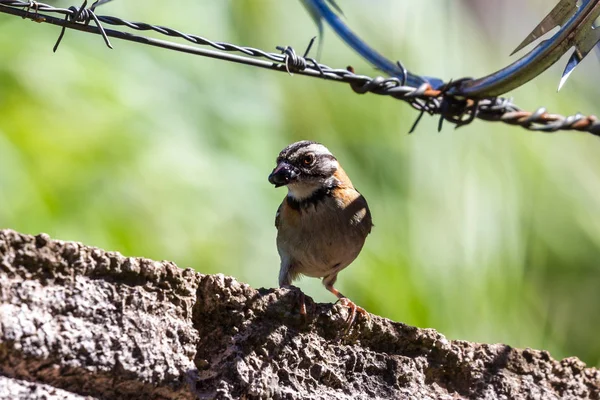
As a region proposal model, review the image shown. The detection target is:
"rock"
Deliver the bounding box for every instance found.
[1,229,599,399]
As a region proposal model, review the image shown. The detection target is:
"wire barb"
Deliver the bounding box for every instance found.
[23,1,43,22]
[0,0,598,137]
[53,0,112,52]
[276,37,324,76]
[395,61,408,87]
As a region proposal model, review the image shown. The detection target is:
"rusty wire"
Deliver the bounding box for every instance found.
[0,0,599,137]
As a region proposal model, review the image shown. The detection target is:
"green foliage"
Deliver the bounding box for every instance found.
[1,0,599,366]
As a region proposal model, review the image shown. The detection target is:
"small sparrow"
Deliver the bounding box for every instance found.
[268,140,372,327]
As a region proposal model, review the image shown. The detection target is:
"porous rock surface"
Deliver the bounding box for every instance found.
[0,229,599,399]
[0,376,98,399]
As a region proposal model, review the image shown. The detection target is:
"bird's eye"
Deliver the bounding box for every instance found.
[302,154,315,166]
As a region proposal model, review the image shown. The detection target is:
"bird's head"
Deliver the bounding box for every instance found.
[268,140,340,200]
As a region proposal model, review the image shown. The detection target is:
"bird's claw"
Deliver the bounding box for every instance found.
[281,285,315,319]
[298,290,307,316]
[336,297,370,332]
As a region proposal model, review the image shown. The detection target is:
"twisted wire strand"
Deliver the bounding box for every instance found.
[0,0,599,137]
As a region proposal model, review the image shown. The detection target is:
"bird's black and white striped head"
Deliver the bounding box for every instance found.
[268,140,339,200]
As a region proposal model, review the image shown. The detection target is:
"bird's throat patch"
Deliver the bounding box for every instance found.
[286,185,335,211]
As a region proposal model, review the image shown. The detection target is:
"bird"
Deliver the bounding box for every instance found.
[268,140,372,328]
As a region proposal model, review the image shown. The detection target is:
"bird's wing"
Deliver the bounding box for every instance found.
[275,201,283,228]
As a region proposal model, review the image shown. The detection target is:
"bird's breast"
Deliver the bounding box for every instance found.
[276,188,371,278]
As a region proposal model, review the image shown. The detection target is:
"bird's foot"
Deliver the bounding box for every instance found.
[280,285,314,318]
[336,297,370,332]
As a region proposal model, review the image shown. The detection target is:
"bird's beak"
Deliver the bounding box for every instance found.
[268,162,299,188]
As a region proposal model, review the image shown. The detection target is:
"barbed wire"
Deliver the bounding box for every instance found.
[0,0,599,137]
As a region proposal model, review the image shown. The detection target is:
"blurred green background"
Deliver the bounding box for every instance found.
[1,0,600,366]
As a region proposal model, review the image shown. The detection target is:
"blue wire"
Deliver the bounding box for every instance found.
[303,0,443,89]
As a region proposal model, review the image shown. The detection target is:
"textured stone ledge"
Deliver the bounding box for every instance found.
[0,229,598,399]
